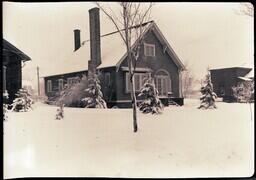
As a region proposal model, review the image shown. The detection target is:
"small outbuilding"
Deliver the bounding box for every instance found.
[2,39,31,104]
[210,67,254,102]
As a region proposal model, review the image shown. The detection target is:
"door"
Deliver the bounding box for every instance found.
[155,75,169,97]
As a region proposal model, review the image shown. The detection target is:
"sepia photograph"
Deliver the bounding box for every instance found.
[2,2,254,178]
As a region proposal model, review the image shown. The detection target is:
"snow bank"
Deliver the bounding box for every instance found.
[4,100,254,178]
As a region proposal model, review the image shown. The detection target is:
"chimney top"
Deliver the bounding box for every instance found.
[89,7,100,13]
[74,29,81,51]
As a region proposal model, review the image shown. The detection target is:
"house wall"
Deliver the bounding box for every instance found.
[3,53,22,104]
[44,70,87,100]
[116,29,180,105]
[44,67,117,106]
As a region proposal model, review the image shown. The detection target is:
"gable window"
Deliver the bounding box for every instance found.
[125,72,151,93]
[67,77,79,88]
[144,43,155,57]
[47,80,52,92]
[58,79,63,91]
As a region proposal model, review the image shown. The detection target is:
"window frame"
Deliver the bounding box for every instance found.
[67,77,79,88]
[58,79,64,91]
[105,72,111,87]
[144,43,156,57]
[125,72,151,93]
[47,80,52,92]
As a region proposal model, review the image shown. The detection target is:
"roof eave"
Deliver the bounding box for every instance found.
[3,39,31,61]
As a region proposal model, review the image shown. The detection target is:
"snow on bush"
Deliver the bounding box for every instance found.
[11,88,34,112]
[3,91,9,121]
[55,103,64,120]
[198,71,217,109]
[55,74,89,107]
[232,81,254,103]
[138,78,163,114]
[82,73,107,108]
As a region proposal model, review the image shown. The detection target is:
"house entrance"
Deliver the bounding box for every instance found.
[155,70,171,97]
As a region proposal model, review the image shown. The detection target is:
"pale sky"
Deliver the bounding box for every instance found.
[3,2,254,89]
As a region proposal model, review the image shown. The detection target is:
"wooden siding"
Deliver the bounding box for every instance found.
[3,54,22,104]
[117,29,180,102]
[44,67,117,103]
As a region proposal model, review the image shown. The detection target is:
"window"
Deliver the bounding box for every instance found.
[47,80,52,92]
[144,43,155,57]
[125,72,151,93]
[67,77,79,88]
[105,72,111,87]
[58,79,63,91]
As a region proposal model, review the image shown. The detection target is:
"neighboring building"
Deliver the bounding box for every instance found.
[2,39,31,104]
[210,67,254,102]
[44,8,185,108]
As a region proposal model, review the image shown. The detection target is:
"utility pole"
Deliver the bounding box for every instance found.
[37,66,40,98]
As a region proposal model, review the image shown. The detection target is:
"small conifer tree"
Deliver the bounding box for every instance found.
[138,78,163,114]
[82,73,107,108]
[198,71,217,109]
[11,88,34,112]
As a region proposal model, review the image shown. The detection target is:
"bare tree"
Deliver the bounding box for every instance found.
[96,2,153,132]
[182,61,195,98]
[237,3,254,17]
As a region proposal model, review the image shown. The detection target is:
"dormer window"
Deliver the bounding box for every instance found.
[144,43,155,57]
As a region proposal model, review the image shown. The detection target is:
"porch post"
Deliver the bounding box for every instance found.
[3,66,7,93]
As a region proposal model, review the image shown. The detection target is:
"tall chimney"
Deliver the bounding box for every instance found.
[88,7,101,78]
[74,29,81,51]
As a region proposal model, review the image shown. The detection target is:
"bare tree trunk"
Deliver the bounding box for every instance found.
[123,4,138,132]
[128,52,138,132]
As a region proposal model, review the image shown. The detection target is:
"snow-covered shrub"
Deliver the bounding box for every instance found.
[56,74,89,107]
[11,88,34,112]
[198,72,217,109]
[232,81,254,103]
[82,73,107,108]
[3,91,9,121]
[138,78,163,114]
[55,103,64,120]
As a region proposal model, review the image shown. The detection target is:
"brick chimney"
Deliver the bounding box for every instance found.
[74,29,81,51]
[88,7,101,78]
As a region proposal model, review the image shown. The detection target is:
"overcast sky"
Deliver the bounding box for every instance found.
[3,2,254,89]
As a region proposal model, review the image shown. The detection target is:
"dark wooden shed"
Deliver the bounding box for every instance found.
[2,39,31,104]
[210,67,253,102]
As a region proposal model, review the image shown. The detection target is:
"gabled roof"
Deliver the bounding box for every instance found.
[45,21,185,77]
[109,21,185,71]
[2,39,31,61]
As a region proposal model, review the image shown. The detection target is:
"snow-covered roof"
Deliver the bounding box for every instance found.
[3,39,31,61]
[238,76,253,81]
[210,61,254,71]
[45,22,185,77]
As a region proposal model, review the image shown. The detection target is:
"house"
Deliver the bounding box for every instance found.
[43,8,185,108]
[2,39,31,104]
[210,67,254,102]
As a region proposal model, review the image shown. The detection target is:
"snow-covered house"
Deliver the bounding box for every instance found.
[43,8,185,108]
[2,39,31,104]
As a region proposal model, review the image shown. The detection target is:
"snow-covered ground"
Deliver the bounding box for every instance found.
[4,99,254,178]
